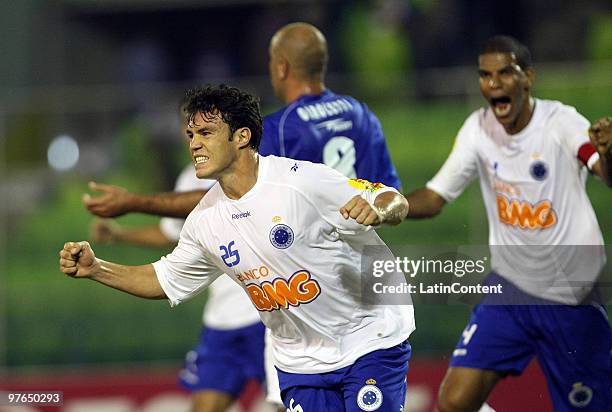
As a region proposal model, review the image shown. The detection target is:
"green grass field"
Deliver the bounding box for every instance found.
[4,93,610,366]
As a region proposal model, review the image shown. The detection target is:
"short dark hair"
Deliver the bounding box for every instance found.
[298,44,328,80]
[182,84,263,150]
[479,35,532,70]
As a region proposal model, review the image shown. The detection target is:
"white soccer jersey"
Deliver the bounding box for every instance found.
[427,99,605,304]
[153,155,415,374]
[159,164,261,329]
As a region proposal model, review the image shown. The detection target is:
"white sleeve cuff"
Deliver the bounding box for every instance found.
[152,259,182,307]
[587,152,600,170]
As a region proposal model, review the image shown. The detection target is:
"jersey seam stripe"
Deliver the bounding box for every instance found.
[278,101,301,158]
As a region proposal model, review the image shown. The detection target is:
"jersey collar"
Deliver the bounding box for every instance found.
[220,154,269,203]
[297,89,333,104]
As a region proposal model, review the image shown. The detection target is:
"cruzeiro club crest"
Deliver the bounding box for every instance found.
[269,224,294,249]
[529,159,549,181]
[357,379,383,411]
[568,382,592,407]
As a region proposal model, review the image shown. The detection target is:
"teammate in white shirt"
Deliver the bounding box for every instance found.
[87,165,265,412]
[404,35,611,412]
[61,84,414,412]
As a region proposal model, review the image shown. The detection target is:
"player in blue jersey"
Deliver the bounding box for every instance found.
[262,22,401,190]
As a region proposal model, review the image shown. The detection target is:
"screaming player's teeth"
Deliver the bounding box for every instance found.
[491,97,512,117]
[494,103,512,117]
[195,156,209,164]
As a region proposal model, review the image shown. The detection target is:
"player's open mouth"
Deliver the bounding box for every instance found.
[195,156,209,165]
[490,96,512,117]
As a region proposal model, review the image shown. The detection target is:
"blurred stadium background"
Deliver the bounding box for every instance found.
[1,1,611,411]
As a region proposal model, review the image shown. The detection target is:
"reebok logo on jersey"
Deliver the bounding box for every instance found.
[246,270,321,311]
[496,194,557,230]
[232,211,251,220]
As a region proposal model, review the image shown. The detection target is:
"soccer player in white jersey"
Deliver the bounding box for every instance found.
[61,84,414,412]
[404,35,611,412]
[87,165,265,412]
[83,23,404,411]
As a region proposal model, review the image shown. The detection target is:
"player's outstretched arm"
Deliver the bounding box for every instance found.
[90,219,174,248]
[58,241,166,299]
[589,116,612,187]
[83,181,206,218]
[403,188,447,219]
[340,191,409,226]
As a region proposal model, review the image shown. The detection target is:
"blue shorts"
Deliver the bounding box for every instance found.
[451,274,612,411]
[178,322,266,398]
[277,340,411,412]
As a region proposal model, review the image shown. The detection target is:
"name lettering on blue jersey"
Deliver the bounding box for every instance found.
[262,90,402,190]
[219,241,240,267]
[296,98,353,122]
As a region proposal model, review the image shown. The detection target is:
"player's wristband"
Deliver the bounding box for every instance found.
[587,152,600,171]
[578,142,598,170]
[360,186,399,223]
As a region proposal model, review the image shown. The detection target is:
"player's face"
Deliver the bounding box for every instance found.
[185,111,238,180]
[478,52,534,134]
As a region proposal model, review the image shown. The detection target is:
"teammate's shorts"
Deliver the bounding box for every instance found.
[277,340,411,412]
[178,321,266,398]
[450,273,612,411]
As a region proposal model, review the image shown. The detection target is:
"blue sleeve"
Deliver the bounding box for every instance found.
[260,116,280,156]
[262,111,321,162]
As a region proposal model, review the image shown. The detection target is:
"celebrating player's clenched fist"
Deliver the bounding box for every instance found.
[340,195,382,226]
[589,116,612,156]
[58,241,99,278]
[340,191,408,226]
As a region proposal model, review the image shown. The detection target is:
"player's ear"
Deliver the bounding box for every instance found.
[234,127,252,149]
[524,67,535,90]
[279,58,289,80]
